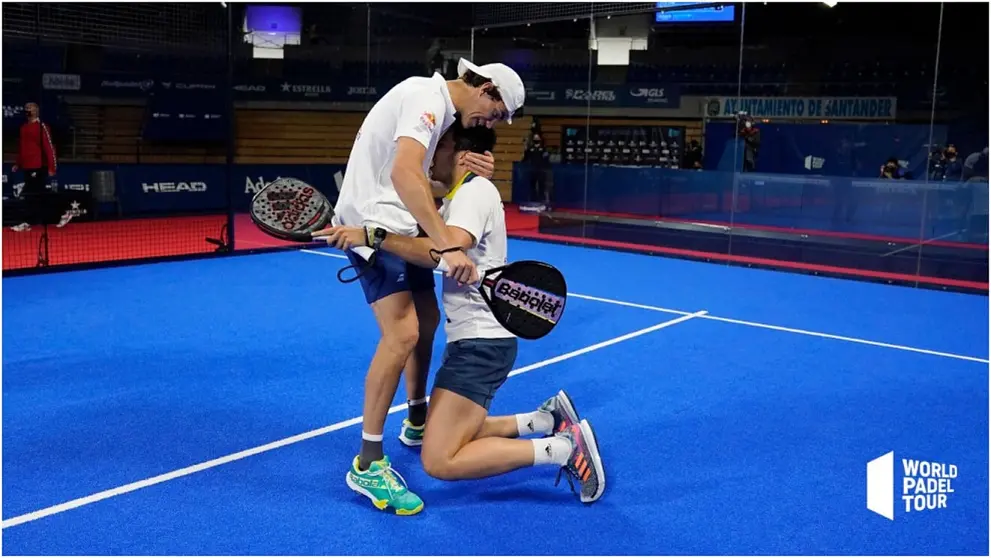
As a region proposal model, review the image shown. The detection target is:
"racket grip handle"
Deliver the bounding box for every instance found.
[434,259,483,288]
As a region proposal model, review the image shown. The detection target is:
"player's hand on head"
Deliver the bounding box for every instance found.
[441,249,478,285]
[464,151,496,179]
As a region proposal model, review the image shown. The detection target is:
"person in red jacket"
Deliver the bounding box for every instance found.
[10,102,57,231]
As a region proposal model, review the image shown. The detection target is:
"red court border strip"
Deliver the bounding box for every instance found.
[549,207,988,250]
[509,229,989,291]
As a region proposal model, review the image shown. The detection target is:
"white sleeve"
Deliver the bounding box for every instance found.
[393,91,446,150]
[445,180,494,248]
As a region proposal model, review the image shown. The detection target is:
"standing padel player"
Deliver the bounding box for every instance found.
[321,120,606,504]
[332,59,525,515]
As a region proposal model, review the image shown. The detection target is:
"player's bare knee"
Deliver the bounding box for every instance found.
[420,448,457,480]
[383,315,420,356]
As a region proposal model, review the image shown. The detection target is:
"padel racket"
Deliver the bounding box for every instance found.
[437,258,567,340]
[249,177,334,242]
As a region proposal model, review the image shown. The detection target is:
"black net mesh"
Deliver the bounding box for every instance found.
[473,2,658,27]
[2,2,225,51]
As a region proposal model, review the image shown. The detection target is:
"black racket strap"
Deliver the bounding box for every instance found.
[428,246,465,264]
[337,251,376,283]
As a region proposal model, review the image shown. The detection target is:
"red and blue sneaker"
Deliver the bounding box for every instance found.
[539,390,580,433]
[555,419,606,504]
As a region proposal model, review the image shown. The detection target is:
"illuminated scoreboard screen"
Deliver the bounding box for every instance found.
[654,2,736,24]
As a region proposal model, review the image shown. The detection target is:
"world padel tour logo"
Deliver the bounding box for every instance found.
[494,279,564,323]
[866,451,958,520]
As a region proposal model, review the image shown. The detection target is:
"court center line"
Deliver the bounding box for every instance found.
[0,311,706,530]
[298,246,988,364]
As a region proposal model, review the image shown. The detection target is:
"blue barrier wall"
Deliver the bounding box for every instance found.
[2,163,345,215]
[704,122,948,178]
[515,162,988,243]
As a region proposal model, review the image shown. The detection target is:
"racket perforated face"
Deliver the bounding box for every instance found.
[250,177,333,242]
[481,261,567,340]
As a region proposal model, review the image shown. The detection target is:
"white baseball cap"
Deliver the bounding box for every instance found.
[457,58,525,124]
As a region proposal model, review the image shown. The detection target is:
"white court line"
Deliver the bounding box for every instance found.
[298,246,988,364]
[301,247,347,259]
[567,293,692,316]
[701,314,990,364]
[0,312,706,530]
[561,294,988,364]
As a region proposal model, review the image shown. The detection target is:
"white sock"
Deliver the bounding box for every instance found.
[515,410,554,437]
[531,437,572,466]
[361,431,383,442]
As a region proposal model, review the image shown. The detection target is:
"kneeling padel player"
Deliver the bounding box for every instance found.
[315,119,606,504]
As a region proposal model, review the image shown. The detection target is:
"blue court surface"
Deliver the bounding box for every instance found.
[2,239,988,555]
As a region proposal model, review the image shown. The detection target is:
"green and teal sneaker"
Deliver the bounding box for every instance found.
[345,455,424,515]
[398,418,425,447]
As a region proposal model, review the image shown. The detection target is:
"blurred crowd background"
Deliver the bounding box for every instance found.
[2,2,987,290]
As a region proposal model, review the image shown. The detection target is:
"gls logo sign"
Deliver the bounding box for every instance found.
[565,89,616,102]
[630,88,668,101]
[142,182,207,193]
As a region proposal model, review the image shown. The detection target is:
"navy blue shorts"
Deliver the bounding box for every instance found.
[433,337,518,411]
[345,249,435,305]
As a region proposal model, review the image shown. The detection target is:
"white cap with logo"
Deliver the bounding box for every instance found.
[457,58,525,124]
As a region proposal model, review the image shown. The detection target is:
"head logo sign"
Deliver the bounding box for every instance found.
[866,451,958,520]
[493,278,564,323]
[142,181,207,193]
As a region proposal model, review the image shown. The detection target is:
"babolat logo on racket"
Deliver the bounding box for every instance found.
[494,279,564,323]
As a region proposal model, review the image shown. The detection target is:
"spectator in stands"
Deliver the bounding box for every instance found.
[427,39,448,77]
[942,144,964,181]
[10,102,57,232]
[683,139,703,170]
[962,147,989,182]
[879,157,905,179]
[737,115,759,172]
[524,129,551,207]
[928,147,947,180]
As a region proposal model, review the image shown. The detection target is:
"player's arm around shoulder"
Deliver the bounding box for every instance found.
[315,179,492,269]
[380,178,493,268]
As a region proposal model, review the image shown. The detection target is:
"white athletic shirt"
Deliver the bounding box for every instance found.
[439,173,514,343]
[334,73,457,236]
